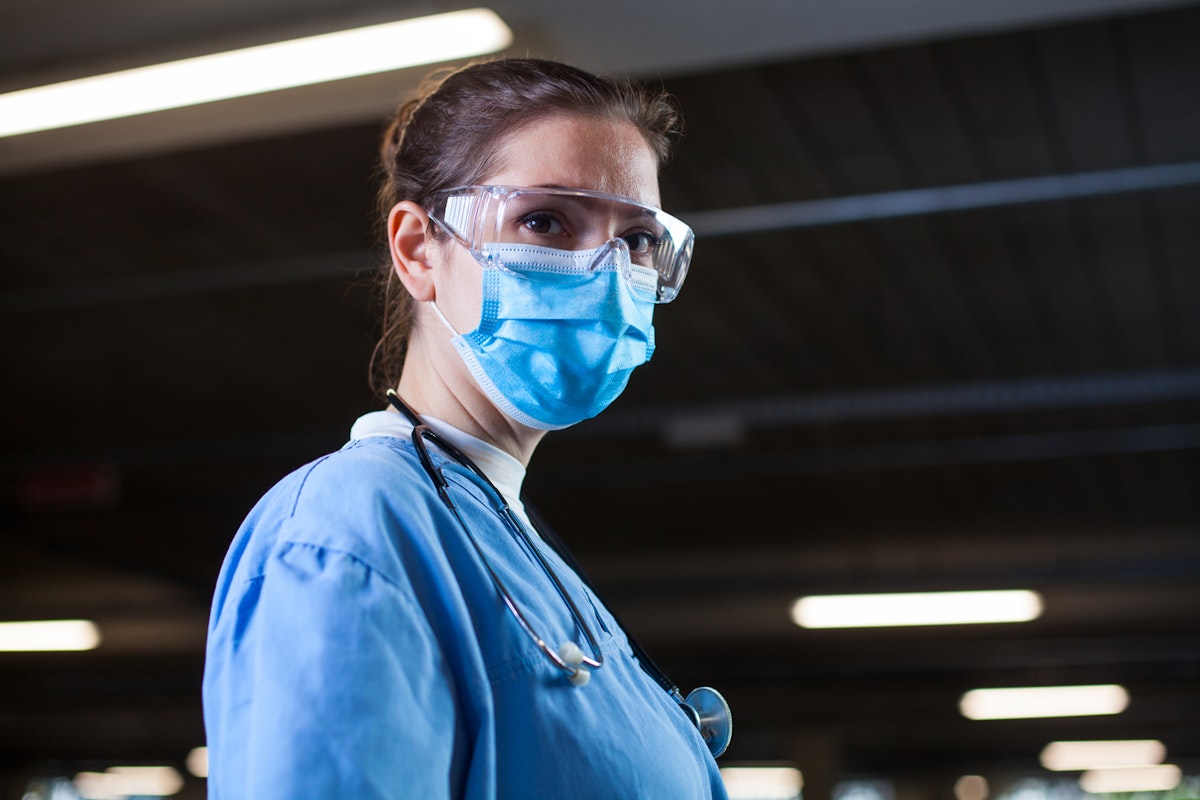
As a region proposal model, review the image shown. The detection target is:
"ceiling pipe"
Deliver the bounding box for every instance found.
[540,422,1200,488]
[684,160,1200,237]
[5,369,1198,471]
[4,161,1200,313]
[567,368,1200,443]
[0,249,373,314]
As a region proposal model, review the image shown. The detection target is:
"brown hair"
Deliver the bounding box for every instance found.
[369,57,682,397]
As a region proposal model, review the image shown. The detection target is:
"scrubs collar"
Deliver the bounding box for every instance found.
[350,409,532,529]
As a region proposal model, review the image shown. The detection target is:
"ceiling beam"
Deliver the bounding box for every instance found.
[685,161,1200,237]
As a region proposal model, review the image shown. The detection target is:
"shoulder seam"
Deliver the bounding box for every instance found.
[287,453,335,517]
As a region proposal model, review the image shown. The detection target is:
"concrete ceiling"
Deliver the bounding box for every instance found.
[1,0,1193,171]
[2,1,1199,798]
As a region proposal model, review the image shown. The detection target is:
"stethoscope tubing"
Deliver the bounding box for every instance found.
[391,392,603,675]
[385,391,730,756]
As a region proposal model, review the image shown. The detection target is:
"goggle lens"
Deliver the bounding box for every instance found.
[430,186,693,303]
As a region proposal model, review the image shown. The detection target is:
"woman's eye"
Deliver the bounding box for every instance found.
[518,212,566,236]
[623,230,657,254]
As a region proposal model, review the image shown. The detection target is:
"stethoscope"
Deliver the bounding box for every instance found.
[387,391,733,758]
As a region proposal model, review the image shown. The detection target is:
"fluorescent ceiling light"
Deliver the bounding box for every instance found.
[790,590,1043,628]
[721,767,804,799]
[959,684,1129,720]
[0,8,513,138]
[75,766,184,799]
[1040,740,1166,771]
[0,619,101,651]
[1079,765,1182,794]
[953,775,989,800]
[187,746,209,778]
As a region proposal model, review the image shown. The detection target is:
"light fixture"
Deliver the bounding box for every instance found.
[790,590,1043,628]
[720,766,804,800]
[0,619,101,651]
[959,684,1129,720]
[953,774,989,800]
[187,746,209,779]
[75,766,184,799]
[0,8,513,138]
[1080,764,1182,794]
[1040,740,1166,771]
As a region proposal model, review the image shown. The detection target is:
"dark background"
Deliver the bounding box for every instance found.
[1,1,1198,798]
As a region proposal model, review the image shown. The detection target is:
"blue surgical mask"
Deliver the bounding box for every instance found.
[430,240,656,430]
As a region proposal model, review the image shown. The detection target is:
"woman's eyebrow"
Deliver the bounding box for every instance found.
[510,188,659,227]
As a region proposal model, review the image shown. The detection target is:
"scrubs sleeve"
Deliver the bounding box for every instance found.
[232,538,461,799]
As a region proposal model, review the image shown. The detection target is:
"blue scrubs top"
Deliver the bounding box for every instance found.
[202,413,728,799]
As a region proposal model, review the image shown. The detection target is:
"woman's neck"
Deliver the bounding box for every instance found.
[395,338,545,467]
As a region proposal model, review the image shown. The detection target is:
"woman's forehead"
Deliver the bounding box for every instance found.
[484,113,661,207]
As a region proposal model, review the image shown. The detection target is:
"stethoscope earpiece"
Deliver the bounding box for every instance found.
[559,641,591,688]
[558,641,584,665]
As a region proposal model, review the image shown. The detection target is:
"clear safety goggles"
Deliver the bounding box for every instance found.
[426,185,694,303]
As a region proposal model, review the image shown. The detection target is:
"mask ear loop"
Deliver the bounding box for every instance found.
[427,299,462,337]
[421,196,480,338]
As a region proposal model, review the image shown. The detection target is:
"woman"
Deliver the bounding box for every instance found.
[203,58,728,799]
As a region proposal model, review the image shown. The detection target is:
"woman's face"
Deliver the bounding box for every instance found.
[428,112,661,334]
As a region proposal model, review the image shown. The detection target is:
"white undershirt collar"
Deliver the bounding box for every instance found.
[349,408,532,528]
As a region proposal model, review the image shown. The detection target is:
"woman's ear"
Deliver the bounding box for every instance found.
[388,200,436,302]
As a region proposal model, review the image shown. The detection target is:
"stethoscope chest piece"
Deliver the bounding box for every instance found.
[686,686,733,758]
